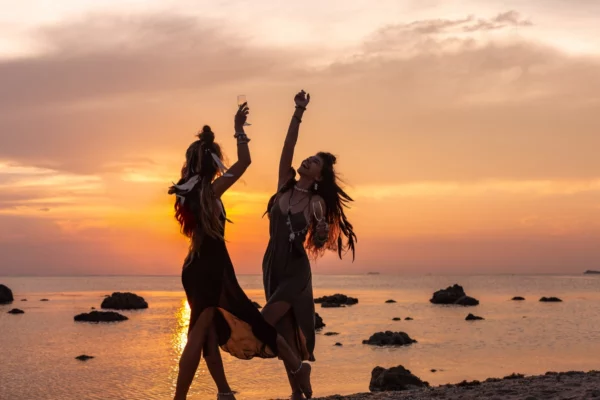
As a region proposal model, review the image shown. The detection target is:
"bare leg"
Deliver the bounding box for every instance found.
[174,308,216,400]
[262,302,312,398]
[203,325,235,398]
[279,313,305,399]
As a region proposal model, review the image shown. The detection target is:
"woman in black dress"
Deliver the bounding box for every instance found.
[261,91,357,400]
[170,104,311,400]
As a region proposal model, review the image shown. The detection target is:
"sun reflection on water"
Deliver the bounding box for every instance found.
[173,299,191,356]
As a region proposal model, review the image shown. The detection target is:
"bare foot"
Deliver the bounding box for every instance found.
[294,363,312,399]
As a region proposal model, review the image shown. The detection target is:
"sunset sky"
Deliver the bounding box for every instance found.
[1,0,600,275]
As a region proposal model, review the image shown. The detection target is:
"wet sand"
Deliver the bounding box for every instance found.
[311,370,600,400]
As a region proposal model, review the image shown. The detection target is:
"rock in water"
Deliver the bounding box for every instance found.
[369,365,430,392]
[314,294,358,307]
[540,297,562,302]
[430,284,479,306]
[363,331,417,346]
[385,299,397,303]
[315,313,326,330]
[101,292,148,310]
[8,308,24,314]
[324,332,339,336]
[334,342,343,346]
[74,311,128,322]
[251,301,262,309]
[465,313,484,321]
[405,317,413,321]
[40,299,49,302]
[75,355,94,361]
[0,284,14,304]
[512,296,526,301]
[392,317,401,321]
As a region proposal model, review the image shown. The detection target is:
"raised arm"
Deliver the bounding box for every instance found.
[278,90,310,190]
[212,103,251,198]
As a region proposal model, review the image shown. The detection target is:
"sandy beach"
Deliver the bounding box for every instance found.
[311,371,600,400]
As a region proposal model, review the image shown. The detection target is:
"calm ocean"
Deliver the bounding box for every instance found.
[1,274,599,400]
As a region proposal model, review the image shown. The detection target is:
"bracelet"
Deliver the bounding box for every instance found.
[295,105,306,110]
[293,115,302,123]
[235,132,250,144]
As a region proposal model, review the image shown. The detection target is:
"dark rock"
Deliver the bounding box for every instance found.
[405,317,413,321]
[465,313,484,321]
[363,331,417,346]
[0,284,14,304]
[251,301,262,309]
[321,302,345,308]
[392,317,401,321]
[455,380,481,387]
[315,313,325,330]
[540,297,562,302]
[584,270,600,274]
[503,373,525,380]
[314,294,358,307]
[431,369,437,373]
[369,365,429,392]
[101,292,148,310]
[334,342,343,346]
[385,299,397,303]
[512,296,525,301]
[75,355,94,361]
[8,308,24,314]
[21,299,27,301]
[74,311,128,322]
[40,299,49,301]
[324,332,339,336]
[430,284,479,306]
[91,307,96,310]
[485,377,502,383]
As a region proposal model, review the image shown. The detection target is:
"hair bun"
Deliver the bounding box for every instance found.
[198,125,215,145]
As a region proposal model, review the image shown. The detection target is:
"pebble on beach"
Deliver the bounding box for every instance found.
[75,355,95,361]
[539,297,562,302]
[8,308,25,314]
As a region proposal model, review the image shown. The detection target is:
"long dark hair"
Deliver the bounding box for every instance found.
[169,125,225,250]
[266,152,357,260]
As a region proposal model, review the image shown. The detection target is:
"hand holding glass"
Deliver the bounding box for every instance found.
[237,95,251,126]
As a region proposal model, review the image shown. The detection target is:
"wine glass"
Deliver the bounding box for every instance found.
[237,95,251,126]
[313,201,324,222]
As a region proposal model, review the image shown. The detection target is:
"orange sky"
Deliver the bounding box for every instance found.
[1,1,600,275]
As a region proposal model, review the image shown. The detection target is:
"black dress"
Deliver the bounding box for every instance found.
[181,200,278,359]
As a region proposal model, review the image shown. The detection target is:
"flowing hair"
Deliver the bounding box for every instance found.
[265,152,357,260]
[168,125,225,250]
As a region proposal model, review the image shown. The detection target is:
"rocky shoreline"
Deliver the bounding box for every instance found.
[312,371,600,400]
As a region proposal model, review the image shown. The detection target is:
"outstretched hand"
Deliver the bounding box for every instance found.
[294,90,310,108]
[235,102,249,131]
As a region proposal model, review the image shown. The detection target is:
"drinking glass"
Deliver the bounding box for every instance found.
[237,95,251,126]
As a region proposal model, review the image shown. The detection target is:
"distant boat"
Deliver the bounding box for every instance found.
[584,270,600,274]
[367,272,380,275]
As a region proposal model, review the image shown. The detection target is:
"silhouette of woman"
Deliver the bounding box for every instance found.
[261,91,357,399]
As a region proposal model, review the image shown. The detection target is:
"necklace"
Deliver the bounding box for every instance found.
[286,187,311,243]
[294,185,310,193]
